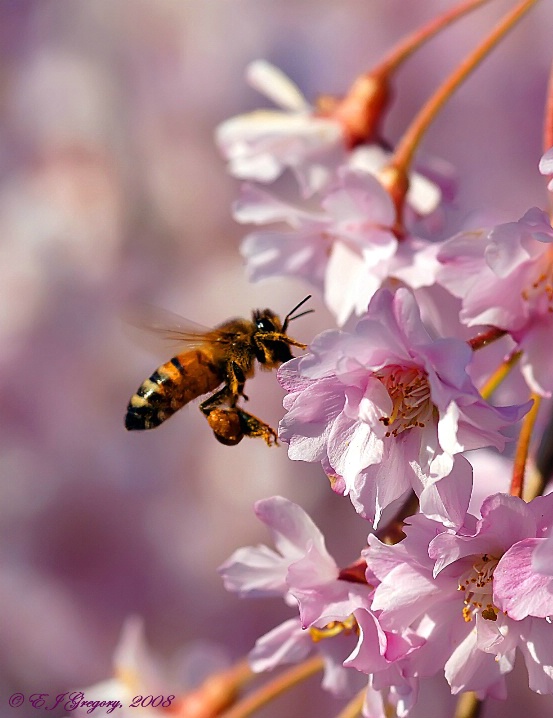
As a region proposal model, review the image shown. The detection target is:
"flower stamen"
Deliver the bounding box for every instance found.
[309,615,359,643]
[376,364,434,437]
[458,553,500,622]
[521,248,553,313]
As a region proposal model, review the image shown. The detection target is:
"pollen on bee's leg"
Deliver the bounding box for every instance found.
[207,408,244,446]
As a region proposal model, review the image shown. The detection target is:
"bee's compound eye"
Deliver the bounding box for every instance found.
[207,408,244,446]
[257,317,275,332]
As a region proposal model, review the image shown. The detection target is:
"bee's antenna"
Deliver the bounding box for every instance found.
[282,295,314,332]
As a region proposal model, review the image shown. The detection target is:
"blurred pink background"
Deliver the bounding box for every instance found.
[1,2,553,716]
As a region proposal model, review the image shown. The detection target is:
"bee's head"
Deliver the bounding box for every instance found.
[253,309,283,334]
[252,297,312,366]
[252,309,291,365]
[253,295,313,335]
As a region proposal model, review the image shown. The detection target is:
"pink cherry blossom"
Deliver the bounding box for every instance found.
[219,495,351,610]
[218,495,370,695]
[437,207,553,395]
[219,495,373,626]
[237,168,397,325]
[237,169,444,326]
[278,287,528,527]
[216,59,451,213]
[347,612,423,718]
[219,496,425,703]
[248,616,366,698]
[215,60,346,195]
[367,493,553,697]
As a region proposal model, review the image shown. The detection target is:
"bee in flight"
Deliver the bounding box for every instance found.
[125,296,312,446]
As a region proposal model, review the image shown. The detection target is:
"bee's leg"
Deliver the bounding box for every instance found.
[236,409,279,446]
[253,332,307,350]
[197,365,247,409]
[225,362,276,444]
[199,365,276,446]
[225,361,250,402]
[199,385,233,416]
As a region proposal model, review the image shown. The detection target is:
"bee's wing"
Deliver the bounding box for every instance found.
[122,304,222,354]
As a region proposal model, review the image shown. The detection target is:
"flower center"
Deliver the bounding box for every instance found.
[521,246,553,314]
[309,615,359,643]
[376,364,434,437]
[458,553,500,622]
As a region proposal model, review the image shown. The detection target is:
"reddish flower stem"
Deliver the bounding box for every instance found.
[454,692,483,718]
[171,659,253,718]
[373,0,493,77]
[511,392,541,498]
[544,59,553,153]
[326,0,493,149]
[338,557,369,584]
[468,327,507,351]
[389,0,540,221]
[543,59,553,216]
[219,656,323,718]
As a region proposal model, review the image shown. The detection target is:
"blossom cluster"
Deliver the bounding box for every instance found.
[63,6,553,718]
[215,48,553,717]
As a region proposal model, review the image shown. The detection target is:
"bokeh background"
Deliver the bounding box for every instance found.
[1,1,553,716]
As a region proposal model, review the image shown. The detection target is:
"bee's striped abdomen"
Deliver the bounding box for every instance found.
[125,351,221,431]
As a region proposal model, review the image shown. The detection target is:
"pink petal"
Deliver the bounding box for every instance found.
[539,147,553,177]
[494,538,553,619]
[218,544,288,596]
[418,455,473,529]
[533,533,553,575]
[444,628,510,694]
[370,563,442,631]
[322,168,396,227]
[255,496,331,562]
[249,618,312,672]
[518,320,553,396]
[246,60,309,111]
[344,609,387,674]
[517,618,553,694]
[233,182,322,226]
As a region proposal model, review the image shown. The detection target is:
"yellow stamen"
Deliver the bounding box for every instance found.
[376,364,434,437]
[309,616,359,643]
[458,553,501,622]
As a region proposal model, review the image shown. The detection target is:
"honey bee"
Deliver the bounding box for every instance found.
[125,296,312,445]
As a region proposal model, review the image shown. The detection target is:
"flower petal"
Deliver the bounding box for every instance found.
[246,60,310,112]
[494,538,553,619]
